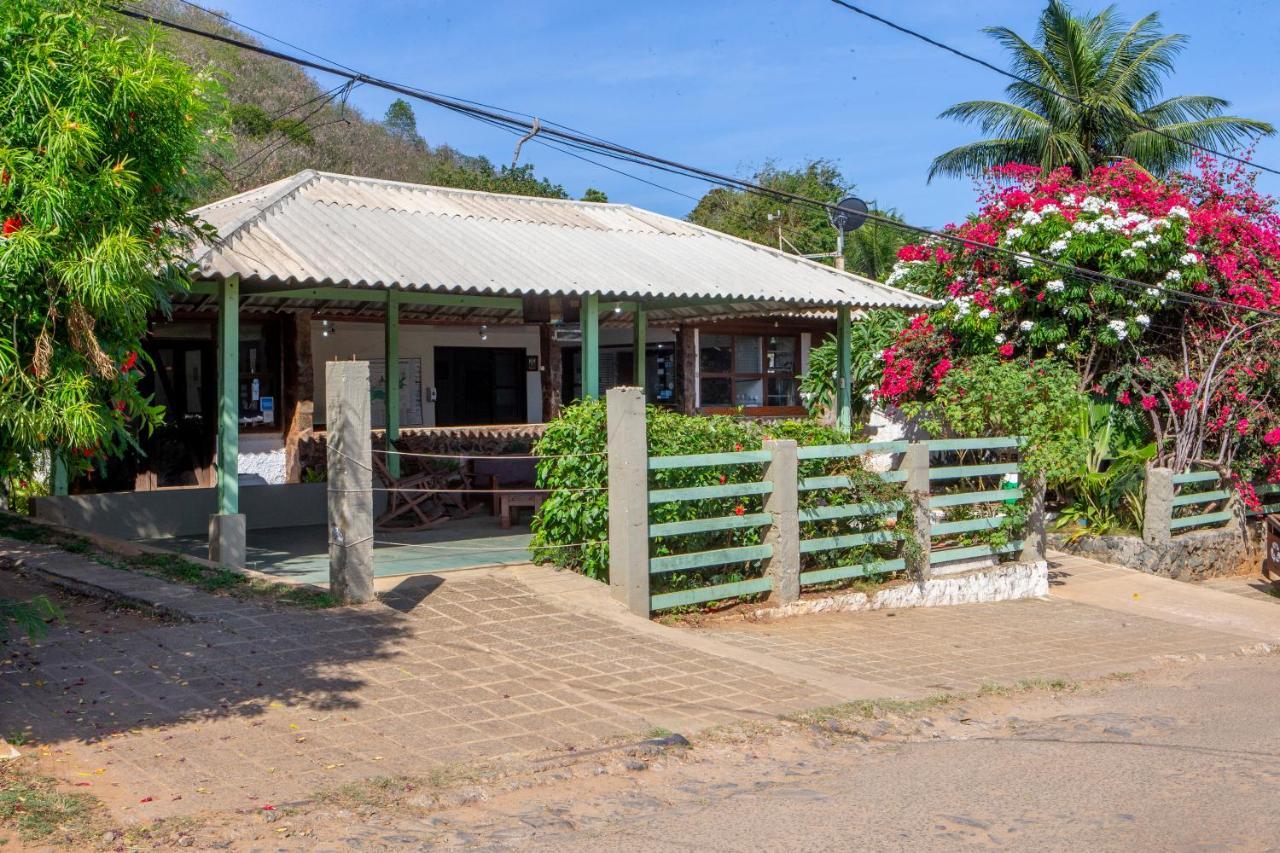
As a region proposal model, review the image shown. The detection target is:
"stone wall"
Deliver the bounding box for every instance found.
[298,425,545,478]
[1049,523,1261,581]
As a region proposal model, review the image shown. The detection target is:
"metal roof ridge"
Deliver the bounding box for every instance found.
[305,170,635,210]
[192,170,322,264]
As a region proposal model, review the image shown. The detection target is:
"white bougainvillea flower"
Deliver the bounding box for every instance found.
[1165,270,1182,281]
[1019,320,1035,331]
[994,333,1007,344]
[1180,252,1199,265]
[978,308,992,319]
[1046,279,1065,292]
[1135,314,1151,327]
[1168,205,1190,219]
[1108,319,1129,340]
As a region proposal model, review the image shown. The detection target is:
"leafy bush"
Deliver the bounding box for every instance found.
[799,311,905,423]
[904,356,1087,487]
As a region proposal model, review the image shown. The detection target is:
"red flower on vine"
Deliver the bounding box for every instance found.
[121,351,138,373]
[2,217,21,237]
[1141,395,1158,411]
[733,504,745,516]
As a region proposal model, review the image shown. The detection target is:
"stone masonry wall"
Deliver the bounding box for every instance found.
[1049,523,1260,581]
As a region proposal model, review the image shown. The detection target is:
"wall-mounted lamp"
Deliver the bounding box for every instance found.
[321,319,335,338]
[479,324,489,341]
[613,304,623,315]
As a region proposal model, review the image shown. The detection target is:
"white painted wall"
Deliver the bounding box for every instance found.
[310,320,542,426]
[238,434,286,485]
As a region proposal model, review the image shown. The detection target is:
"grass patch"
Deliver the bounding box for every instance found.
[0,763,106,845]
[979,677,1077,697]
[787,693,958,727]
[315,775,422,810]
[0,513,336,610]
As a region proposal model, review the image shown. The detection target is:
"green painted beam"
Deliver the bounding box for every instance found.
[1171,488,1230,507]
[650,576,772,611]
[836,305,852,436]
[649,543,773,574]
[384,290,401,478]
[797,440,908,460]
[930,540,1023,565]
[799,500,904,523]
[240,284,522,310]
[648,449,772,470]
[799,529,899,554]
[800,557,906,586]
[216,276,240,516]
[930,462,1019,481]
[581,293,600,400]
[931,516,1007,536]
[633,303,646,386]
[649,481,773,504]
[1170,510,1233,531]
[1172,470,1219,485]
[51,451,68,496]
[925,437,1025,452]
[649,512,771,539]
[929,488,1024,508]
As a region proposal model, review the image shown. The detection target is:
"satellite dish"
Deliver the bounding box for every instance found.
[829,196,869,234]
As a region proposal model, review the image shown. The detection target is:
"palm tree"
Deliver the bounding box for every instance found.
[929,0,1274,180]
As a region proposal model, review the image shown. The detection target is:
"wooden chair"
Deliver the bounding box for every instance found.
[372,455,454,531]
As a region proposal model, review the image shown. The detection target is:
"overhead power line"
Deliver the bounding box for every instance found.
[826,0,1280,178]
[109,3,1280,321]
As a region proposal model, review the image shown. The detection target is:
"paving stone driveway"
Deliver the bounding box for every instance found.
[1,543,835,820]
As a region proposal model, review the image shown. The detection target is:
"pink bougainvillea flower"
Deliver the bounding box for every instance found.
[1118,391,1131,405]
[998,342,1014,358]
[1141,395,1158,411]
[1264,428,1280,447]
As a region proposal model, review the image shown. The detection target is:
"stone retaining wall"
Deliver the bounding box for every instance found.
[1049,524,1260,581]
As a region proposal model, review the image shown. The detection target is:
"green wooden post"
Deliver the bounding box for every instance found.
[384,290,401,478]
[632,303,646,387]
[51,451,68,496]
[582,293,600,400]
[836,305,852,435]
[216,276,240,516]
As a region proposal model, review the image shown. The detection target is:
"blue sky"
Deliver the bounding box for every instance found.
[209,0,1279,229]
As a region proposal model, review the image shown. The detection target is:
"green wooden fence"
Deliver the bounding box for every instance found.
[643,435,1033,614]
[1169,469,1234,532]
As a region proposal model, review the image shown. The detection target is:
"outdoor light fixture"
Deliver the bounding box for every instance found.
[321,320,334,338]
[613,304,623,314]
[479,324,488,341]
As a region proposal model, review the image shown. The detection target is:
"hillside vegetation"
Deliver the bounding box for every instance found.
[127,1,584,204]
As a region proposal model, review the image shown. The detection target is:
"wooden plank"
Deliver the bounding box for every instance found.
[929,488,1023,508]
[648,449,772,470]
[800,529,899,554]
[800,557,907,586]
[796,440,908,460]
[929,540,1023,565]
[925,437,1024,452]
[931,516,1007,536]
[1170,510,1233,531]
[1172,470,1219,485]
[1171,489,1230,508]
[649,512,771,538]
[649,544,773,574]
[649,481,773,504]
[1256,483,1280,495]
[930,462,1019,481]
[799,500,904,523]
[650,576,773,611]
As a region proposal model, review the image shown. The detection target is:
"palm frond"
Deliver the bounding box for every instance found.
[929,138,1042,181]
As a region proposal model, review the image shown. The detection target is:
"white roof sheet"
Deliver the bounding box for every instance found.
[190,171,934,313]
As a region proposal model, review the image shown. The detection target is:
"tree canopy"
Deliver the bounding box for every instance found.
[930,0,1274,180]
[687,159,911,280]
[383,98,422,148]
[0,0,224,483]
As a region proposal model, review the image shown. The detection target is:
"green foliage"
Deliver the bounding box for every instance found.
[422,158,569,199]
[800,312,906,422]
[383,98,420,145]
[530,401,914,605]
[229,102,273,137]
[907,356,1087,486]
[0,595,60,641]
[930,0,1274,179]
[687,160,912,279]
[580,187,609,203]
[0,0,225,483]
[1055,401,1155,537]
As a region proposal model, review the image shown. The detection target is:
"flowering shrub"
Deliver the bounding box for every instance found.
[880,158,1280,491]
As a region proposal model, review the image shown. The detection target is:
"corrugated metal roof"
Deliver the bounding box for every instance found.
[189,171,935,314]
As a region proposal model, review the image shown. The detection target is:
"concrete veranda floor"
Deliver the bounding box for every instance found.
[141,515,535,585]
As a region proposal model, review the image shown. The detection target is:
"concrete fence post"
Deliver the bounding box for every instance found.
[1143,467,1174,547]
[903,442,932,581]
[326,361,375,604]
[1019,474,1047,563]
[762,439,800,603]
[607,386,649,617]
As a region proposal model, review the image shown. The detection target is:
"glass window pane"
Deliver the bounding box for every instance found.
[700,376,732,406]
[699,334,732,373]
[734,336,763,373]
[767,377,799,407]
[767,336,797,373]
[734,378,764,407]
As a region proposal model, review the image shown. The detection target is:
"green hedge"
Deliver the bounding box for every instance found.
[529,401,908,597]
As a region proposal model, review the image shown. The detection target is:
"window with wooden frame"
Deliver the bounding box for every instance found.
[698,332,802,414]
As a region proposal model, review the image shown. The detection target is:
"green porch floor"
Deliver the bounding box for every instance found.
[141,515,534,586]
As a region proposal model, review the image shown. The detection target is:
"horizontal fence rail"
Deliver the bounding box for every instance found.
[1165,468,1234,534]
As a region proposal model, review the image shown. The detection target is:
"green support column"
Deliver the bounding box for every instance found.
[836,305,852,436]
[632,303,646,387]
[51,452,68,496]
[384,290,401,478]
[582,293,600,400]
[216,277,240,515]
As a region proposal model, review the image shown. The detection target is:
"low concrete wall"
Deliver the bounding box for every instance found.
[1049,525,1258,581]
[32,483,329,540]
[744,560,1049,621]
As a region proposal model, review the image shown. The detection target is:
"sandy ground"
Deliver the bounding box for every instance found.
[25,650,1268,851]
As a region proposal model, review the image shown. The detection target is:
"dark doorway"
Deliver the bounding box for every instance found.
[138,340,218,487]
[434,347,528,426]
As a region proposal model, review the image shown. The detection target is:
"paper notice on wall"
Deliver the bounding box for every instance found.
[368,357,424,428]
